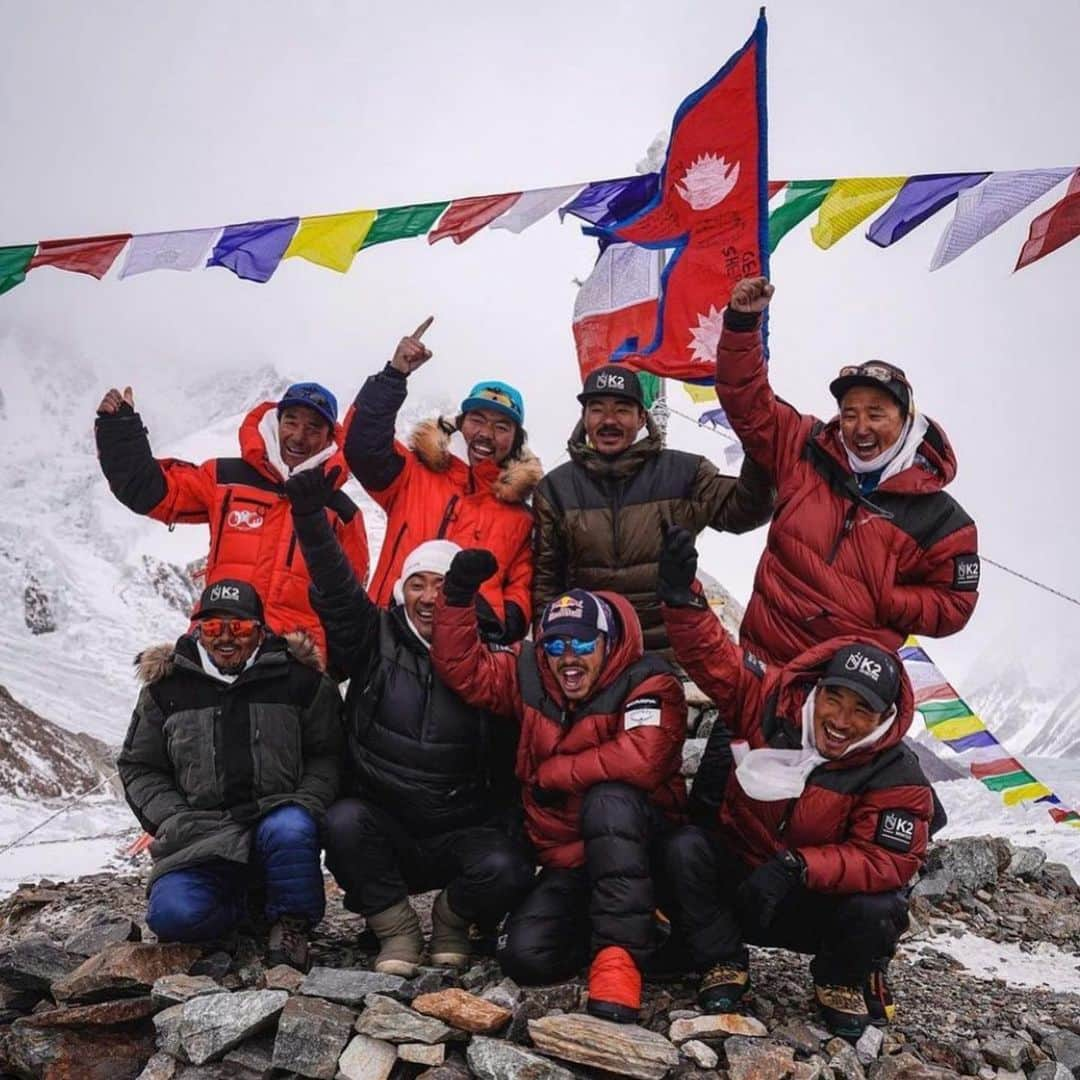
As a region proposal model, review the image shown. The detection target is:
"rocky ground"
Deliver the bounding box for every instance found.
[0,836,1077,1080]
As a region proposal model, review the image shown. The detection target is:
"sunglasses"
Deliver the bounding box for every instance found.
[198,617,260,637]
[837,362,910,389]
[541,636,600,657]
[285,387,335,414]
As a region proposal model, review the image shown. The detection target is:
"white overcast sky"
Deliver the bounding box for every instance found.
[2,0,1078,686]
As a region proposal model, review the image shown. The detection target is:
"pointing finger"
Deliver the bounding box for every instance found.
[412,316,434,341]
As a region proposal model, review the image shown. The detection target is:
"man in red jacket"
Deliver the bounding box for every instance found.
[657,527,934,1040]
[431,551,686,1024]
[715,275,979,664]
[95,382,369,658]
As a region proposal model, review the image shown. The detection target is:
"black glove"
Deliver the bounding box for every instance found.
[480,600,527,645]
[531,784,566,809]
[443,549,498,607]
[657,525,702,607]
[227,802,261,825]
[736,849,806,929]
[285,465,341,515]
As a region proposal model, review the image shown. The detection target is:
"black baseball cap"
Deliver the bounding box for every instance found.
[577,365,645,408]
[819,642,901,714]
[829,362,911,416]
[193,579,265,623]
[538,589,613,643]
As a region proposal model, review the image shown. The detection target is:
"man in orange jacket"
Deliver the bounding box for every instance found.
[95,381,369,658]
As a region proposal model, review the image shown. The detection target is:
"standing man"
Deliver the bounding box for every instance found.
[714,276,979,664]
[532,365,774,652]
[95,381,369,657]
[344,318,541,644]
[117,579,342,971]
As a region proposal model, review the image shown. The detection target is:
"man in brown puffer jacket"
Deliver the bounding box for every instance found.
[532,365,774,652]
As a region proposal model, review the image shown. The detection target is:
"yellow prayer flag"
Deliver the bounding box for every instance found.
[683,382,718,404]
[929,715,985,742]
[284,210,377,273]
[1002,782,1053,807]
[810,178,906,250]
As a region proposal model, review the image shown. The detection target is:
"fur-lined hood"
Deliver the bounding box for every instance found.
[409,417,543,505]
[134,630,323,685]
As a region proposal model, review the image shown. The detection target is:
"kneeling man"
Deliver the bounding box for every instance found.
[657,527,933,1040]
[118,580,342,970]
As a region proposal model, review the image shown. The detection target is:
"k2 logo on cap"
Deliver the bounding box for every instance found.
[596,372,625,390]
[209,584,241,603]
[953,555,980,591]
[874,808,917,852]
[844,651,882,682]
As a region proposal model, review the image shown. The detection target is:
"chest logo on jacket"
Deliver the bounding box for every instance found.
[227,509,265,531]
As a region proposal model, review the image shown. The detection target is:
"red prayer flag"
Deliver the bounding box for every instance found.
[768,180,786,198]
[29,234,132,279]
[1015,168,1080,271]
[428,193,522,245]
[970,757,1026,780]
[609,12,768,380]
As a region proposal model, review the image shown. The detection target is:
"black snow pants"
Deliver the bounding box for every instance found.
[660,825,910,984]
[324,797,535,925]
[497,782,672,985]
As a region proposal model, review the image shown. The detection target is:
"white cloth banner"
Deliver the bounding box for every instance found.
[489,184,584,233]
[119,228,220,278]
[572,242,662,321]
[930,169,1073,270]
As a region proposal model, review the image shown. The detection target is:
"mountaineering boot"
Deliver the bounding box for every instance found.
[366,899,423,977]
[815,981,872,1041]
[864,962,896,1026]
[267,915,311,972]
[697,947,750,1013]
[429,889,471,969]
[586,946,642,1024]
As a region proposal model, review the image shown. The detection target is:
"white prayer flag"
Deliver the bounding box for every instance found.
[488,184,583,234]
[119,228,220,279]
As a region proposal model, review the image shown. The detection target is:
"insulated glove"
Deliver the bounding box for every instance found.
[443,549,498,607]
[736,849,806,929]
[285,466,341,515]
[657,525,702,607]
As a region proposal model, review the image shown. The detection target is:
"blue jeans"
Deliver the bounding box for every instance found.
[147,805,324,942]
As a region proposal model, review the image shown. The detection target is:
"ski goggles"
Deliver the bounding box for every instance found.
[197,617,261,638]
[835,361,910,389]
[541,636,600,658]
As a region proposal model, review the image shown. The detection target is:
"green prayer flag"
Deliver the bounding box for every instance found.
[361,203,450,249]
[0,244,37,296]
[981,770,1037,792]
[918,698,974,726]
[768,180,835,253]
[638,372,662,409]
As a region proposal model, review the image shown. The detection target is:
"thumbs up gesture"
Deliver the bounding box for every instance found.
[390,316,435,375]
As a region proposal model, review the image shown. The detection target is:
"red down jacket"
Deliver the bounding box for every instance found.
[664,599,933,894]
[95,400,369,658]
[431,590,686,869]
[716,315,979,665]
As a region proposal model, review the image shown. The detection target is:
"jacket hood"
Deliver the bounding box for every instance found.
[567,413,663,479]
[772,635,915,757]
[134,630,324,684]
[238,401,351,486]
[534,590,645,708]
[409,416,542,504]
[817,414,958,494]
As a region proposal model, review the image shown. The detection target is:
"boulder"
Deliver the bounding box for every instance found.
[827,1038,865,1080]
[0,933,81,991]
[411,987,512,1033]
[353,992,454,1044]
[53,942,202,1003]
[178,988,288,1065]
[221,1032,276,1077]
[724,1035,797,1080]
[336,1034,397,1080]
[773,1019,827,1055]
[64,911,141,956]
[153,1001,189,1060]
[1031,1064,1075,1080]
[466,1035,575,1080]
[480,977,521,1012]
[151,974,226,1007]
[298,966,405,1007]
[1045,1030,1080,1075]
[16,995,159,1028]
[136,1051,180,1079]
[856,1025,884,1065]
[399,1041,447,1066]
[260,963,305,993]
[1007,846,1048,880]
[682,1039,720,1069]
[527,1013,681,1080]
[1042,862,1080,896]
[670,1012,768,1043]
[924,837,1000,892]
[270,994,355,1079]
[984,1035,1030,1071]
[868,1051,959,1080]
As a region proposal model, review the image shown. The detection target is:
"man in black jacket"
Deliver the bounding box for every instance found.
[286,467,535,977]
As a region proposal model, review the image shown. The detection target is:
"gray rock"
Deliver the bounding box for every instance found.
[925,837,1000,892]
[222,1033,276,1076]
[774,1019,826,1055]
[912,871,954,900]
[505,997,547,1044]
[682,1039,719,1069]
[63,911,140,956]
[460,958,500,990]
[270,994,354,1079]
[984,1036,1030,1071]
[0,934,81,990]
[521,982,583,1013]
[353,992,453,1044]
[1045,1030,1080,1075]
[480,976,521,1012]
[827,1038,866,1080]
[1031,1064,1074,1080]
[154,1001,190,1061]
[298,966,405,1007]
[527,1014,681,1080]
[401,967,448,999]
[1042,863,1080,896]
[151,974,227,1006]
[190,951,232,981]
[53,941,202,1003]
[1007,845,1048,879]
[856,1025,884,1065]
[725,1036,798,1080]
[179,988,288,1065]
[399,1042,446,1066]
[136,1051,180,1080]
[337,1034,397,1080]
[467,1035,575,1080]
[868,1052,957,1080]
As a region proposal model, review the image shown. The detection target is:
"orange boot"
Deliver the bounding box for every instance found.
[587,946,642,1024]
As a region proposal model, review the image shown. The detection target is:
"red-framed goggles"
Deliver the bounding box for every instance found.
[541,636,600,658]
[197,617,261,637]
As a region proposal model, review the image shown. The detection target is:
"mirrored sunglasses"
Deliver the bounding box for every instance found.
[541,636,600,657]
[837,362,909,388]
[198,617,260,637]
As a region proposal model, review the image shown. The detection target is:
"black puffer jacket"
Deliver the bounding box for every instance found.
[292,505,519,838]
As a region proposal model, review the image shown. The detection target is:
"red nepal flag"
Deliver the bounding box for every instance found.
[610,11,768,381]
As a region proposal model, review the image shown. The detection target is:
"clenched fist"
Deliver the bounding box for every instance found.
[390,316,435,375]
[729,277,774,315]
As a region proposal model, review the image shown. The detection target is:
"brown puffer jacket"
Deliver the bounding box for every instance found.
[532,415,774,651]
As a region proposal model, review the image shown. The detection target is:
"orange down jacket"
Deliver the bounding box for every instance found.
[95,400,369,657]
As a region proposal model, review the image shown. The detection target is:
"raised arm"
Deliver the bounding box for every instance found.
[690,453,775,535]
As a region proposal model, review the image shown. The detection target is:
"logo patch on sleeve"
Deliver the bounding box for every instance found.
[875,808,917,853]
[624,696,662,730]
[952,554,980,591]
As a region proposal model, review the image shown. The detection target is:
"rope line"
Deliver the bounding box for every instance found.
[0,772,118,858]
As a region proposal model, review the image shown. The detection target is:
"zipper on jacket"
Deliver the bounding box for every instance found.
[825,504,859,565]
[285,531,298,568]
[375,521,409,597]
[610,481,624,563]
[210,491,233,565]
[437,495,460,540]
[776,799,796,835]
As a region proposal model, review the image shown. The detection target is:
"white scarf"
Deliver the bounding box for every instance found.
[195,640,258,684]
[258,409,337,481]
[734,688,897,801]
[840,411,929,483]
